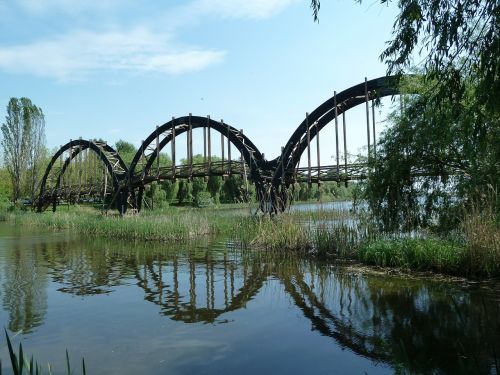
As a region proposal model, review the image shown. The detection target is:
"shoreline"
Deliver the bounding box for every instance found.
[1,204,498,280]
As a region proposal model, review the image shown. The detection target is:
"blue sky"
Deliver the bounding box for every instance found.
[0,0,399,164]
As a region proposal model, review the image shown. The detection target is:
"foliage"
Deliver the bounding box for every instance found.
[207,175,223,202]
[311,0,499,111]
[291,181,355,203]
[114,139,136,165]
[0,168,13,200]
[144,182,168,209]
[365,74,499,232]
[194,191,214,208]
[161,180,178,203]
[310,2,499,231]
[1,98,46,202]
[176,180,192,204]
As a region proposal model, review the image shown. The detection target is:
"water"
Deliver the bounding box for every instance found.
[0,224,499,374]
[289,201,355,212]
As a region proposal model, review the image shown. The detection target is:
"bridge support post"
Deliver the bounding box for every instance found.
[365,77,371,161]
[316,123,320,186]
[59,145,64,202]
[69,139,73,203]
[220,120,225,175]
[207,116,211,175]
[306,112,311,187]
[372,99,377,158]
[171,117,176,180]
[78,137,82,200]
[343,111,348,188]
[241,129,249,202]
[203,119,207,180]
[334,91,340,186]
[156,126,160,181]
[188,113,193,181]
[227,122,232,176]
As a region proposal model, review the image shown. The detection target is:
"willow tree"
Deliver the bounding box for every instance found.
[310,0,499,230]
[310,0,499,111]
[1,98,46,202]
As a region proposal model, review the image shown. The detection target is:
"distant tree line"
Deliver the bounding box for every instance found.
[115,140,354,209]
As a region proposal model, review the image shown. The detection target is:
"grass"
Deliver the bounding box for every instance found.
[357,206,500,277]
[358,238,465,274]
[6,206,235,242]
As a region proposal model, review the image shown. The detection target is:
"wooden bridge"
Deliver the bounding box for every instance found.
[35,76,404,213]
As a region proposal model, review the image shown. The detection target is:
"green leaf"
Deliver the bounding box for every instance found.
[5,329,19,375]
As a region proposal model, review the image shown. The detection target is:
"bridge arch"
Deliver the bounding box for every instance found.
[36,139,128,212]
[127,115,267,211]
[270,75,403,212]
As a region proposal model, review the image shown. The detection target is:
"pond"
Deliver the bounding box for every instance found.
[0,223,499,374]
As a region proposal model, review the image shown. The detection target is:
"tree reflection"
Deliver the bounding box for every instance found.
[1,241,48,333]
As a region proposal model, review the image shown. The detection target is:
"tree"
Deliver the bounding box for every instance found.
[311,0,499,228]
[1,98,46,202]
[207,175,223,203]
[176,180,192,204]
[115,140,137,166]
[365,75,500,232]
[310,1,499,111]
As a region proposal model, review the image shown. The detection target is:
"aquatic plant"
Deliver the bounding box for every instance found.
[460,195,500,277]
[1,330,86,375]
[358,238,465,274]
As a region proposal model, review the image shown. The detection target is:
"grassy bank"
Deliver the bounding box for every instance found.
[2,206,235,241]
[1,204,498,278]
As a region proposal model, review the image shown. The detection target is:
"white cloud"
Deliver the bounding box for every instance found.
[0,28,225,81]
[192,0,299,19]
[16,0,299,19]
[15,0,126,15]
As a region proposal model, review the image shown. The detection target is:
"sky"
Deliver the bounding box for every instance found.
[0,0,400,165]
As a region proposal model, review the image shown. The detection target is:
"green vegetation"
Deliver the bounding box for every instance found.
[307,1,499,277]
[5,207,233,242]
[4,203,498,278]
[2,330,86,375]
[365,75,499,233]
[359,238,465,274]
[1,98,46,203]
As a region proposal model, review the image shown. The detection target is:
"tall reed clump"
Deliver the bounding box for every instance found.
[313,221,378,258]
[249,215,311,251]
[1,330,86,375]
[461,194,500,277]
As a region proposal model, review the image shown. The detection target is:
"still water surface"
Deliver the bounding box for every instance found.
[0,223,499,374]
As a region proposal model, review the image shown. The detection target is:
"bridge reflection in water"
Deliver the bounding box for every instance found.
[0,233,498,374]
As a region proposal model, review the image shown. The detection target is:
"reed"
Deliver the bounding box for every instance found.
[460,197,500,277]
[249,215,311,251]
[1,330,86,375]
[313,222,376,258]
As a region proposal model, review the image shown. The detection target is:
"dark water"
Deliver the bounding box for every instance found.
[0,224,499,374]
